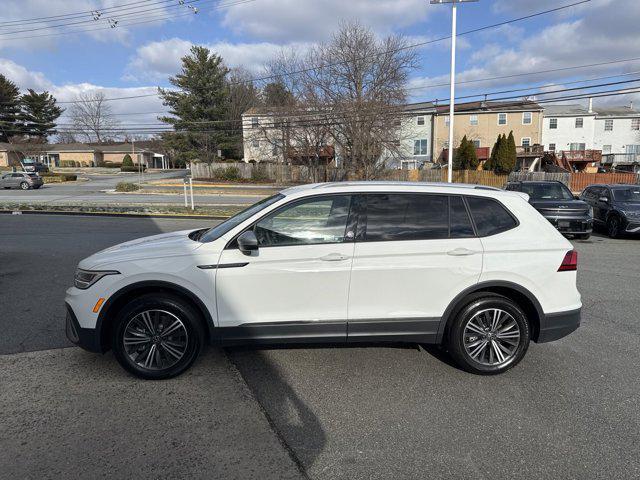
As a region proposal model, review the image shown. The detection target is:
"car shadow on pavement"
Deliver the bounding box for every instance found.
[224,346,327,472]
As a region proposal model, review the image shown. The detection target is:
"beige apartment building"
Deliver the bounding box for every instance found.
[432,101,544,162]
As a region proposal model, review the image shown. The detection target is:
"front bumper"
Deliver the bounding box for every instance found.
[624,220,640,233]
[544,215,593,235]
[65,303,103,353]
[536,308,581,343]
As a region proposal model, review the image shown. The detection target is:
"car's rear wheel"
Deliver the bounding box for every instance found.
[20,182,30,190]
[112,294,205,380]
[575,233,591,240]
[607,215,621,238]
[447,294,530,375]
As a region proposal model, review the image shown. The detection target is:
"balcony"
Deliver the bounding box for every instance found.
[559,150,602,163]
[516,145,544,157]
[602,153,640,165]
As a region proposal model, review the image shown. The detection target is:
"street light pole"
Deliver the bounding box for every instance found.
[430,0,477,183]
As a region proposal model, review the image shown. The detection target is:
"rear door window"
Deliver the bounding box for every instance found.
[450,196,475,238]
[466,196,518,236]
[364,194,449,241]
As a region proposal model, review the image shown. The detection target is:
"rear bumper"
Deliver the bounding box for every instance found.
[65,303,103,353]
[536,308,581,343]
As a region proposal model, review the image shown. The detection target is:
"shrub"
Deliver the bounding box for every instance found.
[104,162,122,168]
[122,154,134,167]
[115,181,140,192]
[120,166,145,172]
[213,166,241,181]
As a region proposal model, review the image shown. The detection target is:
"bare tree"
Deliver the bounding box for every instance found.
[226,68,261,158]
[69,91,121,143]
[303,21,418,179]
[56,130,78,144]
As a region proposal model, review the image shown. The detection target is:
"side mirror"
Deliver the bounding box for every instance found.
[237,230,258,255]
[598,196,609,203]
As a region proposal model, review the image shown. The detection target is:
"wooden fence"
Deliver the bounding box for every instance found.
[190,162,640,192]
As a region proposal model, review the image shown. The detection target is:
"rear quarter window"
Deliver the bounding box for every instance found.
[466,196,518,236]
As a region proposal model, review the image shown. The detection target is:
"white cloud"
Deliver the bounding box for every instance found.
[221,0,431,42]
[124,37,310,82]
[0,59,53,90]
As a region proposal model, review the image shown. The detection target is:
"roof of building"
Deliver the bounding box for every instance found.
[45,143,98,152]
[434,100,543,114]
[543,104,595,116]
[594,105,640,117]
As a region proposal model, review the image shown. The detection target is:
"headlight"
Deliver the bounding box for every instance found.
[588,206,594,217]
[74,269,120,289]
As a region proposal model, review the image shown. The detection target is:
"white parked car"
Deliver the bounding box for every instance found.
[65,182,582,379]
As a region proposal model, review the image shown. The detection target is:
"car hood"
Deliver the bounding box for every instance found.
[79,229,203,269]
[529,199,588,210]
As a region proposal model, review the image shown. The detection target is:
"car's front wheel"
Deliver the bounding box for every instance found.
[447,294,530,375]
[112,294,205,379]
[607,215,622,238]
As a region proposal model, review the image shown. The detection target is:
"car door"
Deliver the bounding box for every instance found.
[347,193,483,343]
[0,174,10,188]
[9,173,23,188]
[595,187,611,223]
[215,194,356,342]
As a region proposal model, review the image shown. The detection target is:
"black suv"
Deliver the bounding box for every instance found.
[505,181,592,239]
[580,184,640,238]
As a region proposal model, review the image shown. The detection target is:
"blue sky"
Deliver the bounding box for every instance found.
[1,0,638,125]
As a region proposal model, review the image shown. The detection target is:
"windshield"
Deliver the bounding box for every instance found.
[519,183,574,200]
[612,187,640,203]
[200,194,285,242]
[22,159,36,164]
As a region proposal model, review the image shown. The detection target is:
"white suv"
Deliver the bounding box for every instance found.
[65,182,582,379]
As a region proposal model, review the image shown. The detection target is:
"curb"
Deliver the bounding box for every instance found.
[0,209,232,220]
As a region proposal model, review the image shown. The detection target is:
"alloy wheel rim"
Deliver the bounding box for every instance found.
[123,309,189,371]
[463,308,521,366]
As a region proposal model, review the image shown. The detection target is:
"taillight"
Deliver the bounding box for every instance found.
[558,250,578,272]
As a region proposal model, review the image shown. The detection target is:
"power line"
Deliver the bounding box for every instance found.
[0,0,204,36]
[0,0,255,42]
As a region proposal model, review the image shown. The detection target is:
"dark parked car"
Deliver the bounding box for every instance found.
[580,184,640,238]
[505,181,592,239]
[21,158,49,173]
[0,172,44,190]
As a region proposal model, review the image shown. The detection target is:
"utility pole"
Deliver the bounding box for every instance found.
[430,0,478,183]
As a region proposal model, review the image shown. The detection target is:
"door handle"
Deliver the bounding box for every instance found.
[447,248,477,256]
[319,253,350,261]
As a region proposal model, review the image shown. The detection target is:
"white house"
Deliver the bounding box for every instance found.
[382,101,435,169]
[593,105,640,157]
[542,103,597,153]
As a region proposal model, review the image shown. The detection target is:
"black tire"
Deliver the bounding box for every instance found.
[33,185,41,189]
[111,293,205,380]
[20,182,30,190]
[575,233,591,240]
[607,215,622,238]
[447,294,530,375]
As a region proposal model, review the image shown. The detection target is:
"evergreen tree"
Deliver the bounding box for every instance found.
[485,134,502,171]
[0,74,22,142]
[453,135,479,170]
[496,131,517,174]
[21,89,64,139]
[159,46,230,163]
[262,82,294,107]
[122,154,133,166]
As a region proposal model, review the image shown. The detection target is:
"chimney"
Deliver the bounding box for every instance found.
[630,101,634,110]
[588,97,593,113]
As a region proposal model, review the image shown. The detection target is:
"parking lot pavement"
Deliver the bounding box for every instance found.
[0,347,303,480]
[2,214,640,479]
[226,234,640,480]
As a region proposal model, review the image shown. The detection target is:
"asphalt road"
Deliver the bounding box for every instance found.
[1,214,639,479]
[0,172,262,206]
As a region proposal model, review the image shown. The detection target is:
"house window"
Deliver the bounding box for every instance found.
[498,113,507,125]
[251,117,259,128]
[472,139,481,148]
[569,143,586,151]
[632,118,640,130]
[522,112,532,125]
[413,139,428,156]
[604,119,614,131]
[575,117,584,128]
[548,143,556,152]
[602,145,612,154]
[469,115,478,126]
[549,118,558,129]
[521,138,531,148]
[251,139,259,148]
[626,145,640,154]
[417,116,425,126]
[444,116,450,126]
